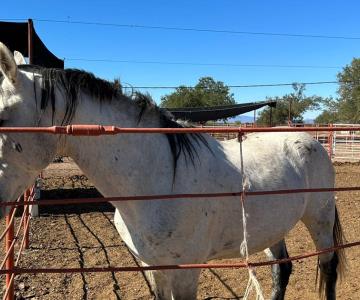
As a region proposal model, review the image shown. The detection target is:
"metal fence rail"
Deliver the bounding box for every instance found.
[1,124,360,300]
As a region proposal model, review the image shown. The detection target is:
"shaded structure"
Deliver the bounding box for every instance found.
[0,20,274,124]
[166,100,276,122]
[0,19,63,68]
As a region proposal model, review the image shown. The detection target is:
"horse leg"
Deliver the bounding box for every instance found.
[264,239,292,300]
[146,270,171,299]
[302,206,345,300]
[146,269,200,300]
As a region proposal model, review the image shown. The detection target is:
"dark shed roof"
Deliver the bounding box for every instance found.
[166,100,276,122]
[0,21,64,68]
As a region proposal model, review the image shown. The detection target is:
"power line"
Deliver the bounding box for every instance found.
[123,81,342,90]
[0,18,27,21]
[24,18,360,41]
[65,57,341,69]
[0,18,351,89]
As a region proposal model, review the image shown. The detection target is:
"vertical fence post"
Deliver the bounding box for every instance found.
[30,175,42,218]
[328,124,333,159]
[5,210,15,300]
[28,19,34,64]
[24,189,30,249]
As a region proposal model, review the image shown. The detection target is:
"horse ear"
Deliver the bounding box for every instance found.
[0,42,18,84]
[14,50,26,65]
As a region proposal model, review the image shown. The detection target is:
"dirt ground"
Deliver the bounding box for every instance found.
[1,159,359,300]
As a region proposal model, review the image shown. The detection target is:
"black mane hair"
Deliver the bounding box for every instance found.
[18,65,209,175]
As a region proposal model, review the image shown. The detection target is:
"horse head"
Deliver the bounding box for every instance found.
[0,42,58,216]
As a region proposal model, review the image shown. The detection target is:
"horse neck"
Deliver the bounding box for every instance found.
[61,93,174,196]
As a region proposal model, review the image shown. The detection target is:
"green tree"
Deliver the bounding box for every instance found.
[313,58,360,124]
[160,77,235,108]
[257,83,322,126]
[315,110,339,124]
[314,98,340,124]
[336,58,360,122]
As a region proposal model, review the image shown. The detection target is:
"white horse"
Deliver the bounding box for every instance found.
[0,42,345,300]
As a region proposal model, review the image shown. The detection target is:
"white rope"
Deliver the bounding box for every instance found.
[238,132,265,300]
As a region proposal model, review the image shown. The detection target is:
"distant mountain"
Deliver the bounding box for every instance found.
[303,119,315,124]
[227,115,255,123]
[215,115,315,125]
[224,116,315,124]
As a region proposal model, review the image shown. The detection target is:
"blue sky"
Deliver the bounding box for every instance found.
[2,1,360,119]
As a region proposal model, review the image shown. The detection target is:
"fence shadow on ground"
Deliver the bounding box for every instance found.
[40,188,114,215]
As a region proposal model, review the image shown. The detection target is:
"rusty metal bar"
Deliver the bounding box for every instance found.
[0,123,358,299]
[3,125,360,135]
[4,209,14,300]
[0,199,20,243]
[0,194,21,300]
[2,215,31,300]
[15,216,31,266]
[0,186,359,208]
[0,241,358,275]
[1,208,27,270]
[23,189,30,249]
[2,273,14,300]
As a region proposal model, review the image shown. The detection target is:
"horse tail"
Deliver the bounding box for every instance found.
[333,206,347,277]
[318,206,347,298]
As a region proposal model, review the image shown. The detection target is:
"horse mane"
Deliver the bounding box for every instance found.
[18,65,209,175]
[18,65,121,124]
